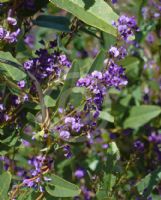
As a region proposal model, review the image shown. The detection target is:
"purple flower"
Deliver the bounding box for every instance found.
[118,46,127,59]
[77,60,127,112]
[23,60,33,70]
[148,132,161,143]
[91,71,103,79]
[7,17,17,26]
[21,139,30,147]
[0,104,4,111]
[58,107,64,113]
[74,169,85,179]
[59,54,71,67]
[113,15,138,41]
[63,145,72,158]
[146,33,154,43]
[102,143,109,149]
[72,121,83,132]
[23,94,29,102]
[111,0,117,3]
[76,77,91,87]
[65,117,75,124]
[153,13,160,18]
[0,27,7,40]
[4,114,9,121]
[109,46,119,58]
[23,48,71,82]
[142,7,149,19]
[23,179,34,187]
[4,28,20,43]
[134,140,144,151]
[60,130,70,140]
[24,34,35,49]
[18,80,25,88]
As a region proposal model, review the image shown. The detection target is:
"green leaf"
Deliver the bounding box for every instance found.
[106,142,120,174]
[50,0,118,36]
[99,111,114,123]
[0,0,9,2]
[17,189,38,200]
[136,167,161,197]
[44,95,56,107]
[101,32,116,49]
[89,160,99,171]
[104,173,116,191]
[96,143,119,199]
[0,51,26,81]
[88,49,106,73]
[45,174,81,197]
[124,105,161,129]
[33,15,70,32]
[57,60,80,108]
[0,171,12,200]
[118,56,140,81]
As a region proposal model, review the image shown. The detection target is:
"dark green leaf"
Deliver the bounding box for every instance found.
[33,15,70,32]
[118,56,140,81]
[57,60,80,108]
[88,49,106,73]
[101,32,116,49]
[136,167,161,197]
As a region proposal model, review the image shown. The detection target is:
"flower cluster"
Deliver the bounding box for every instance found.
[134,140,144,152]
[0,10,20,44]
[148,132,161,144]
[77,59,127,114]
[113,15,138,41]
[23,155,53,191]
[23,46,71,82]
[142,0,161,20]
[55,15,139,151]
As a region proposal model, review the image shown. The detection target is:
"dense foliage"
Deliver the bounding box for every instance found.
[0,0,161,199]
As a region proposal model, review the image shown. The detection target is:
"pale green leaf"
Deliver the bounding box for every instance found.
[45,174,80,197]
[50,0,118,36]
[0,171,12,200]
[124,105,161,129]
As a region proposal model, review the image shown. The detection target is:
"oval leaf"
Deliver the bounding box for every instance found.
[0,171,12,200]
[50,0,118,36]
[45,174,80,197]
[124,105,161,129]
[0,51,26,81]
